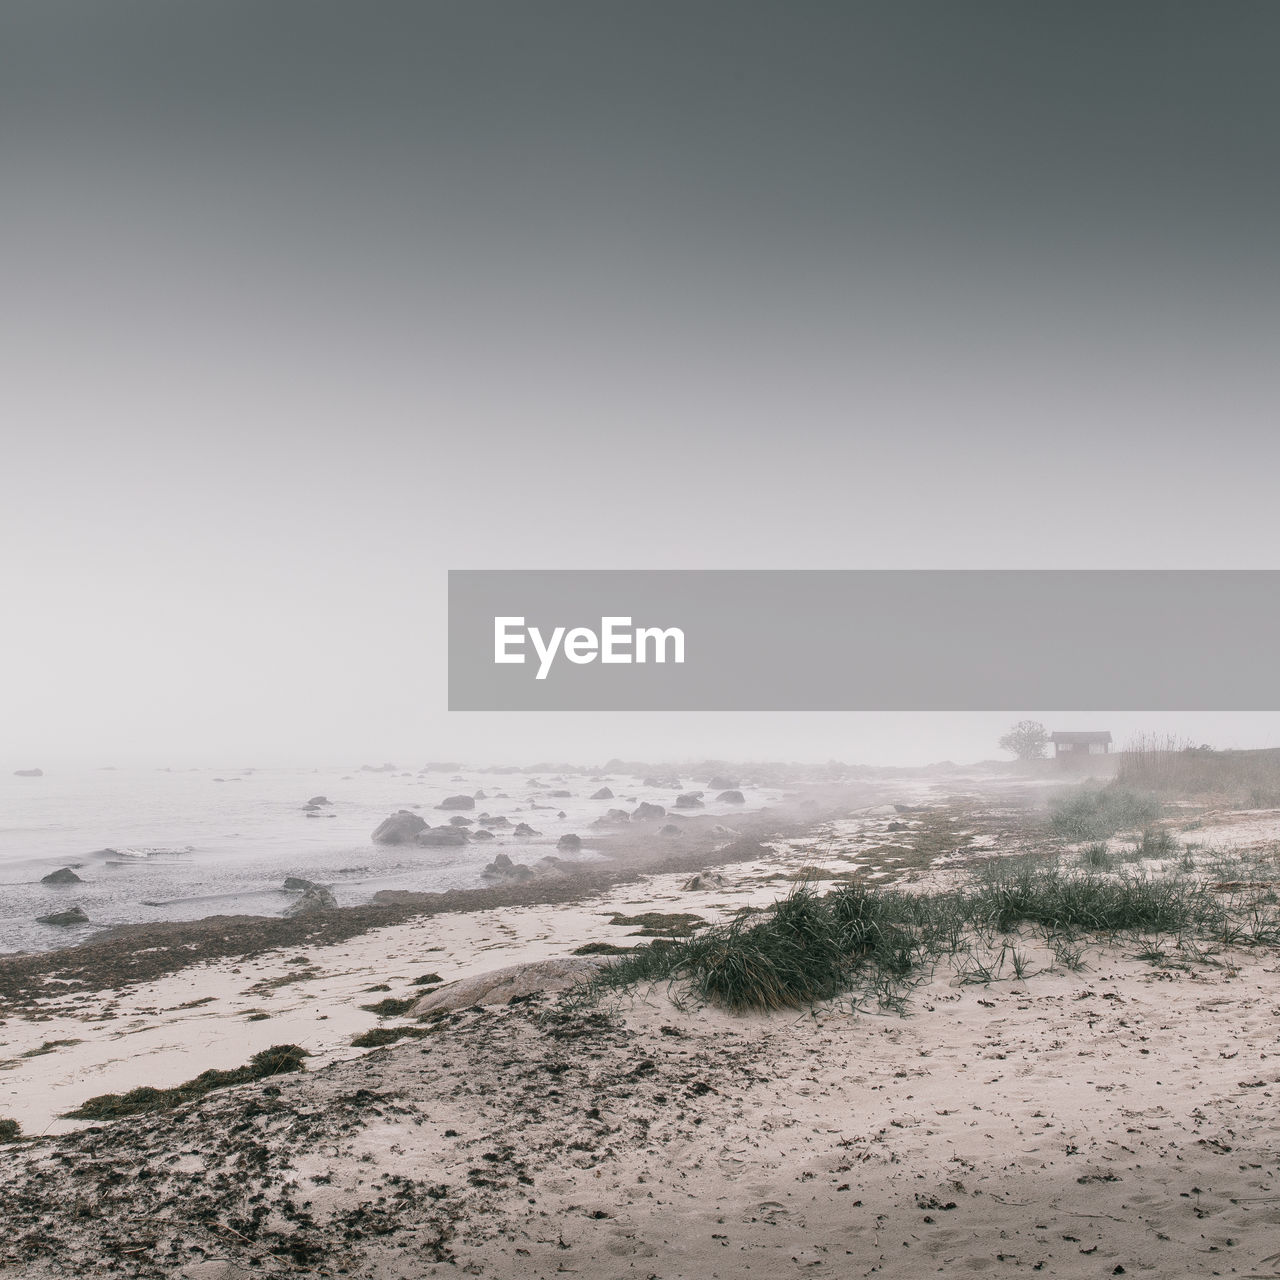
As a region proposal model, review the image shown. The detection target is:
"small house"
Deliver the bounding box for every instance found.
[1050,730,1112,760]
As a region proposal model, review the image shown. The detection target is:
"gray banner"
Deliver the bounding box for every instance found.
[448,570,1280,710]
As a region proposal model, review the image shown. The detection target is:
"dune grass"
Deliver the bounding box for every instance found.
[1047,785,1162,841]
[572,853,1280,1016]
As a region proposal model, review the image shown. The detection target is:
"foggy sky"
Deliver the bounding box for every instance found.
[3,3,1279,767]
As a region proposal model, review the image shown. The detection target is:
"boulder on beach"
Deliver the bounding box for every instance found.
[417,826,469,847]
[547,789,571,798]
[887,820,909,832]
[284,884,337,915]
[371,811,428,845]
[683,871,729,891]
[448,815,474,826]
[716,789,745,804]
[471,828,495,841]
[283,876,319,891]
[659,824,683,837]
[13,768,43,778]
[590,787,614,800]
[674,792,705,809]
[305,796,331,807]
[513,822,539,836]
[36,906,89,926]
[707,776,739,791]
[409,957,607,1016]
[41,867,82,886]
[482,852,533,883]
[478,815,511,828]
[436,795,476,811]
[632,802,665,820]
[557,833,582,851]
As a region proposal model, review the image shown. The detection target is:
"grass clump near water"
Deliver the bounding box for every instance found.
[575,855,1275,1016]
[0,1118,21,1142]
[64,1044,309,1121]
[1048,785,1162,841]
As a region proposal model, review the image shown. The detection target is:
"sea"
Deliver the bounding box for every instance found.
[0,764,779,954]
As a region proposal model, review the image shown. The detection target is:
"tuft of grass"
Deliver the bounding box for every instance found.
[411,973,443,986]
[1048,786,1162,841]
[0,1118,20,1142]
[64,1045,309,1121]
[1080,842,1113,871]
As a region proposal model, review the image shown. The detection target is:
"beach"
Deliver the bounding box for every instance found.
[3,774,1280,1277]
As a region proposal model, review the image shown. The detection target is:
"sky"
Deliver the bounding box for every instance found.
[2,3,1279,768]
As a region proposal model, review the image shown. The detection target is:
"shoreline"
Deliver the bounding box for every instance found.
[0,805,833,1007]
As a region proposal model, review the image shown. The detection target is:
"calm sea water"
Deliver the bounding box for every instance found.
[0,765,775,954]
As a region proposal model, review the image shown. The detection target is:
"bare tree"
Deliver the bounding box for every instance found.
[999,719,1048,761]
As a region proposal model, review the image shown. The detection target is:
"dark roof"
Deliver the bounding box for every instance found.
[1050,731,1112,744]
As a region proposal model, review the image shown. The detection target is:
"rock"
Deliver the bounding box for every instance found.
[306,795,331,807]
[659,824,683,837]
[417,826,469,847]
[683,871,729,890]
[674,792,705,809]
[548,790,571,798]
[632,802,666,820]
[284,884,337,915]
[409,957,607,1015]
[592,808,631,827]
[482,853,533,882]
[716,789,745,804]
[471,828,495,841]
[13,768,43,778]
[371,811,428,845]
[707,775,738,791]
[643,776,680,789]
[887,820,909,832]
[360,763,398,773]
[557,833,582,851]
[283,876,318,891]
[513,822,539,836]
[590,787,614,800]
[448,815,474,826]
[437,794,476,811]
[41,867,82,885]
[36,906,89,926]
[478,815,510,828]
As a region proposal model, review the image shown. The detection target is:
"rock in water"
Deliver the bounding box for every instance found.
[674,792,705,809]
[417,826,468,847]
[513,822,539,836]
[590,787,614,800]
[41,867,82,885]
[482,853,533,882]
[632,802,665,820]
[436,794,475,811]
[371,811,428,844]
[13,768,43,778]
[716,789,745,804]
[36,906,89,926]
[557,833,582,851]
[707,776,739,791]
[285,884,337,916]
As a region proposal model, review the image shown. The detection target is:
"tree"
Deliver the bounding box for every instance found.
[999,719,1049,761]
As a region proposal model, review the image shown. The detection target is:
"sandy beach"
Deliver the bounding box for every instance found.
[4,779,1280,1278]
